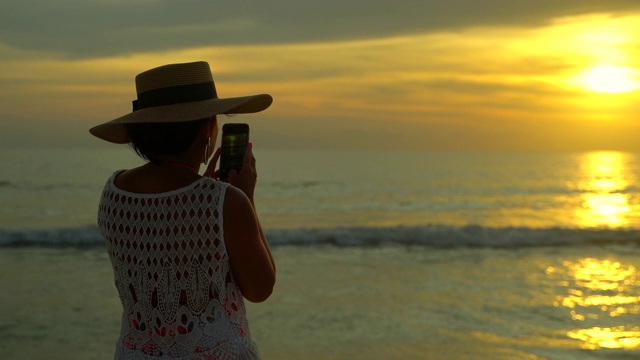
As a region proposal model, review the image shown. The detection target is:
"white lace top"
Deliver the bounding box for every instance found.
[98,172,260,359]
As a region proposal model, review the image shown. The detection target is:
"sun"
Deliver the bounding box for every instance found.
[578,65,640,93]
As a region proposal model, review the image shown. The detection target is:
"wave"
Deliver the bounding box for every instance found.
[0,180,91,192]
[268,225,640,248]
[0,225,104,248]
[1,224,640,249]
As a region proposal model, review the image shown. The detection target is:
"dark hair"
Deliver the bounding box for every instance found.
[124,118,209,161]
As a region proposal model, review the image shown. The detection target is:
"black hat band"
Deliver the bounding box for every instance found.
[132,81,218,112]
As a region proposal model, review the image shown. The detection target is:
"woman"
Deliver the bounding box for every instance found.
[89,61,276,359]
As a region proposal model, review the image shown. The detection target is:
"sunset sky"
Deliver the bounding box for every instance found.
[0,1,639,151]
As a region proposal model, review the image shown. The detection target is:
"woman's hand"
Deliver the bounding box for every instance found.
[228,143,257,201]
[203,147,222,179]
[203,143,257,201]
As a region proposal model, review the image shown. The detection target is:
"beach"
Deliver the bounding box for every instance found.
[1,147,640,359]
[3,244,639,359]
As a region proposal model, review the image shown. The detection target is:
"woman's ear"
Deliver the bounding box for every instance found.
[210,117,219,141]
[200,117,215,140]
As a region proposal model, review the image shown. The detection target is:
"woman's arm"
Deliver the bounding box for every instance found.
[223,186,275,303]
[218,143,276,303]
[250,200,275,273]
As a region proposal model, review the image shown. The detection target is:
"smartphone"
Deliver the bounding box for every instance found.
[220,123,250,181]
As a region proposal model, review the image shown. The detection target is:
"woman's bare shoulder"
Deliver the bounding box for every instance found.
[114,165,202,194]
[222,185,254,221]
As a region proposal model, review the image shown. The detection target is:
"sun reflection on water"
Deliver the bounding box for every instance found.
[574,152,634,227]
[549,258,640,349]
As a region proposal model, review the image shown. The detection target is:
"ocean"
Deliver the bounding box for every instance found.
[1,147,639,359]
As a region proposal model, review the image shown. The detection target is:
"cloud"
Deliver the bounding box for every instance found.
[0,0,638,58]
[1,5,639,151]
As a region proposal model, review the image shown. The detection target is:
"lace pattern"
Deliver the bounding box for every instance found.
[98,172,259,359]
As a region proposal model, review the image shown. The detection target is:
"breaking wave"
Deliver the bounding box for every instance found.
[1,224,640,249]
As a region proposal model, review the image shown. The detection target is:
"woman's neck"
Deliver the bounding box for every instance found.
[153,155,201,174]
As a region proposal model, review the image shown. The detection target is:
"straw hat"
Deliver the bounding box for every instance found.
[89,61,272,144]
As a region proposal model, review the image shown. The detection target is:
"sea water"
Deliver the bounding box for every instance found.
[1,147,639,359]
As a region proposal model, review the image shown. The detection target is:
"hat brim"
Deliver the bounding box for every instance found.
[89,94,272,144]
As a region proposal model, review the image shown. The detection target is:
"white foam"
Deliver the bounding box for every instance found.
[1,224,639,249]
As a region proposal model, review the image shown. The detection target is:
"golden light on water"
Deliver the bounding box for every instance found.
[581,193,630,227]
[549,258,640,349]
[575,152,633,228]
[567,327,640,350]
